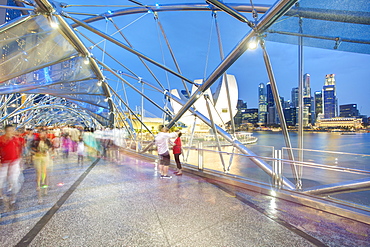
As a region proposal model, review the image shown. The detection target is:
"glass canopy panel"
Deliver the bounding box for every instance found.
[75,105,110,126]
[264,0,370,54]
[0,15,78,82]
[0,56,109,108]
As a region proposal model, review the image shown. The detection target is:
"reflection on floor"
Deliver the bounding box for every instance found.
[1,150,369,246]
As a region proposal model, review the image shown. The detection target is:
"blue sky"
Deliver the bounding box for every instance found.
[66,0,370,117]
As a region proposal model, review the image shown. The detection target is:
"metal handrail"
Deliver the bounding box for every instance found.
[282,147,370,157]
[182,146,370,176]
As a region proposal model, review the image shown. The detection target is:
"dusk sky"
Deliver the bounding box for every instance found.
[67,0,370,117]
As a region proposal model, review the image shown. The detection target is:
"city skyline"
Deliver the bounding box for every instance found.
[1,0,369,120]
[240,68,369,118]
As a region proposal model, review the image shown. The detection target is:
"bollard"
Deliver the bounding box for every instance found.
[198,142,203,171]
[277,150,282,189]
[273,150,277,187]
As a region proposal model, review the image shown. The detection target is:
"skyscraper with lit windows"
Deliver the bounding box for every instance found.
[323,74,337,118]
[303,73,311,97]
[258,83,267,125]
[314,91,323,120]
[291,87,299,108]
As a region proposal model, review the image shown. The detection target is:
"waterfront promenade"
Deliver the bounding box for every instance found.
[1,151,369,246]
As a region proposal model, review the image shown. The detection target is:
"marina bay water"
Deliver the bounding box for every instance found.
[251,131,370,155]
[181,131,370,206]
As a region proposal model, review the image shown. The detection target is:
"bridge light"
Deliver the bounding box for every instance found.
[248,37,259,50]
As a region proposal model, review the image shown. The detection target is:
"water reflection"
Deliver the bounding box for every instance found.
[148,132,370,207]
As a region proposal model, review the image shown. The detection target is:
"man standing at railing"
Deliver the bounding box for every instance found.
[155,126,178,179]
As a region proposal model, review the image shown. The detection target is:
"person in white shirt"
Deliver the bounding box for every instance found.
[154,126,178,179]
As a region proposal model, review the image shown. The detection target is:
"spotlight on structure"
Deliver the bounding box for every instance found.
[248,37,259,50]
[47,15,59,28]
[84,57,90,64]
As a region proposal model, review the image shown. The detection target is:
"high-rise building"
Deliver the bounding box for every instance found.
[242,109,259,124]
[283,100,290,109]
[266,82,278,124]
[303,73,311,97]
[258,83,267,125]
[314,91,323,121]
[303,96,314,125]
[291,87,299,108]
[284,108,297,126]
[323,74,337,118]
[267,106,278,125]
[340,104,359,117]
[266,82,274,107]
[325,73,336,86]
[234,99,247,127]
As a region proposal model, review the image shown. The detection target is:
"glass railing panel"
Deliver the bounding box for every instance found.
[281,148,370,207]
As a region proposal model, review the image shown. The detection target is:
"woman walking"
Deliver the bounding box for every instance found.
[173,132,183,176]
[31,130,52,203]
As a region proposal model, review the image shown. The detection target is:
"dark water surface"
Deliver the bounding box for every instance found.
[252,131,370,155]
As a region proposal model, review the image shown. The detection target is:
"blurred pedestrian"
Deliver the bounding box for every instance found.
[77,137,85,166]
[61,134,73,159]
[0,125,24,206]
[24,128,35,168]
[31,130,52,203]
[83,128,101,160]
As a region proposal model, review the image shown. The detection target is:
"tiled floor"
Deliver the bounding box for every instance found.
[1,150,369,246]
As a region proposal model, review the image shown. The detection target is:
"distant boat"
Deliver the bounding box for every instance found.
[271,128,281,132]
[200,132,257,147]
[235,132,258,144]
[341,132,356,135]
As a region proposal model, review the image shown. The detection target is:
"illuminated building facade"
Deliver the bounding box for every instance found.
[315,117,363,129]
[340,104,359,117]
[323,74,338,118]
[314,91,323,121]
[258,83,267,125]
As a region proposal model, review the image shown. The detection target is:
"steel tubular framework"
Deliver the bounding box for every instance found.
[0,0,369,196]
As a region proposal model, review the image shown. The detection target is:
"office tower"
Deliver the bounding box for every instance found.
[284,108,297,126]
[279,96,284,107]
[323,74,337,118]
[303,73,311,97]
[291,87,299,108]
[266,82,274,107]
[242,109,259,124]
[258,83,267,125]
[340,104,359,117]
[234,99,247,127]
[325,73,335,86]
[266,82,278,124]
[303,96,314,125]
[267,106,277,125]
[314,91,323,121]
[283,100,290,109]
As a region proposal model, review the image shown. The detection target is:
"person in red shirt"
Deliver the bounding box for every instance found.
[0,124,24,205]
[172,132,183,176]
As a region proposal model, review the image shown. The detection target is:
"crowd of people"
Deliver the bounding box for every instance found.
[0,125,128,206]
[0,123,184,208]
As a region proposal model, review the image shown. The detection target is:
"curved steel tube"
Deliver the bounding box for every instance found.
[166,91,295,190]
[70,4,271,27]
[303,178,370,196]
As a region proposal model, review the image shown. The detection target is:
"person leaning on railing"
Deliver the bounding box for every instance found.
[173,132,183,176]
[155,126,178,179]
